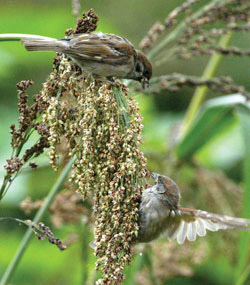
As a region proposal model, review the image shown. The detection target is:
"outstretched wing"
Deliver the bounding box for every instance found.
[61,32,137,65]
[165,208,250,244]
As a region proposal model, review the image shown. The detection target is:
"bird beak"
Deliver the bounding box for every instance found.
[141,77,149,89]
[151,172,160,183]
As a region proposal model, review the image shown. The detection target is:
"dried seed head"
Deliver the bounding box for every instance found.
[38,52,147,283]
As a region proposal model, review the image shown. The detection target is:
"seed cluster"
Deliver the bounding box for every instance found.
[26,220,66,251]
[39,55,148,283]
[140,0,202,51]
[10,80,35,148]
[2,79,50,196]
[65,8,99,36]
[143,73,249,98]
[88,85,148,283]
[4,157,23,175]
[139,0,250,99]
[3,9,148,281]
[140,0,250,58]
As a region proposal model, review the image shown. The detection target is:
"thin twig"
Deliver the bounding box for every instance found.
[0,33,54,41]
[141,73,249,98]
[147,0,227,59]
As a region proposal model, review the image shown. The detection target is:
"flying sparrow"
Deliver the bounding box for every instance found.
[20,32,152,88]
[137,173,250,244]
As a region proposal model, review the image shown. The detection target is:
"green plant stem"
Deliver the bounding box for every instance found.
[236,264,250,285]
[180,31,233,137]
[1,125,37,200]
[0,177,10,200]
[0,157,75,285]
[0,33,54,41]
[235,106,250,284]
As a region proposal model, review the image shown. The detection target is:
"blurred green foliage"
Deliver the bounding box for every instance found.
[0,0,249,284]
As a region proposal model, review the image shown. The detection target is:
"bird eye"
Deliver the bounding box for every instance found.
[135,63,141,73]
[144,70,150,78]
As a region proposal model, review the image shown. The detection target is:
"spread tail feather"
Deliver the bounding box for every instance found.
[21,39,65,52]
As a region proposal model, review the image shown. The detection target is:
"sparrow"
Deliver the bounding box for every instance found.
[20,32,152,88]
[137,173,250,244]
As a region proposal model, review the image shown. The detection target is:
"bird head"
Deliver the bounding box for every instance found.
[151,173,181,200]
[134,50,152,88]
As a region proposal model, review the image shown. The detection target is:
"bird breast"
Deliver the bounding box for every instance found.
[137,188,171,242]
[71,57,134,78]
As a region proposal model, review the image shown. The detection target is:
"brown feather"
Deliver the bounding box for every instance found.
[63,32,137,65]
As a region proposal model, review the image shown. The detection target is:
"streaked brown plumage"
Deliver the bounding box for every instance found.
[21,32,152,87]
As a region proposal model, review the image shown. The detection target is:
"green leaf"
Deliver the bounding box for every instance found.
[176,94,249,160]
[234,104,250,284]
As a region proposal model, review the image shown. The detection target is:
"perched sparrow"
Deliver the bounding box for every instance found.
[20,32,152,88]
[137,173,250,244]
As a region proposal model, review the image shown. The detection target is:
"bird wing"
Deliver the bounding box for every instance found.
[165,208,250,244]
[61,32,137,65]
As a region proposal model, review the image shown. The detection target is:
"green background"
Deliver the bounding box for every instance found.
[0,0,249,284]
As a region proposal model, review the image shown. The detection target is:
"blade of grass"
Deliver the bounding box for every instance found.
[236,264,250,285]
[180,31,233,137]
[235,105,250,284]
[0,157,75,285]
[176,94,248,159]
[176,106,234,159]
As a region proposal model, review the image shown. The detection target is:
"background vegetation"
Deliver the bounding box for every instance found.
[0,0,249,284]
